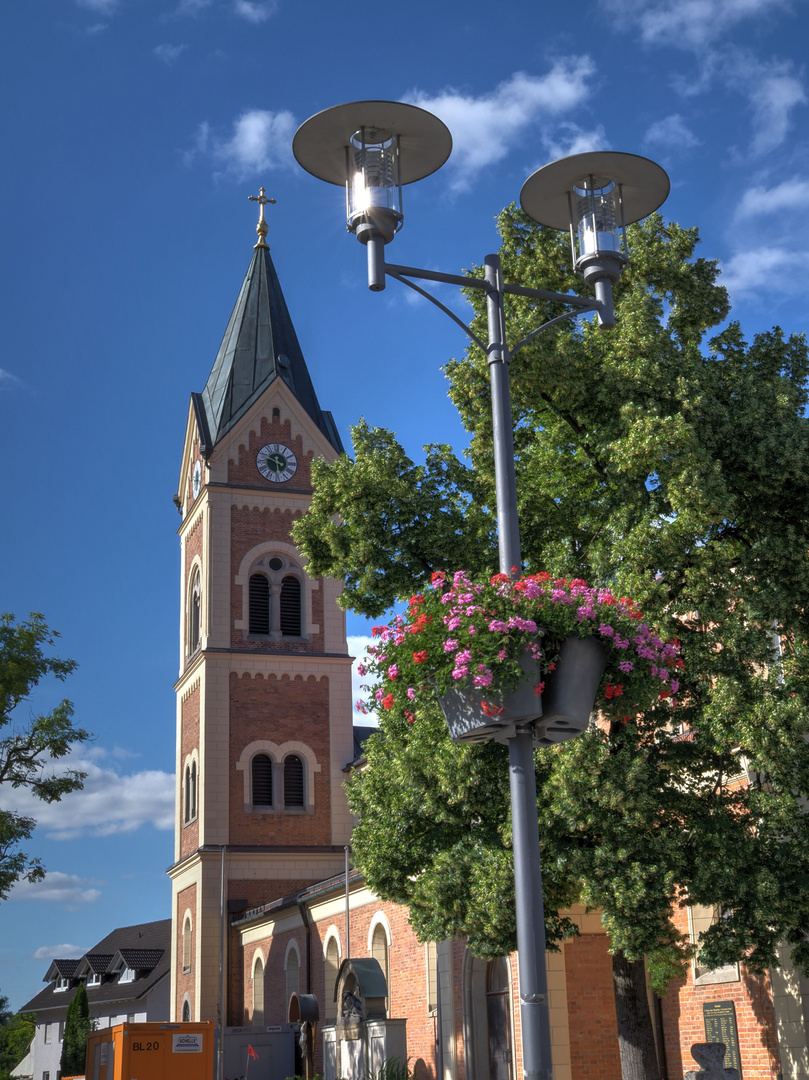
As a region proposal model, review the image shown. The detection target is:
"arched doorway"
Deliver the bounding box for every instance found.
[486,958,513,1080]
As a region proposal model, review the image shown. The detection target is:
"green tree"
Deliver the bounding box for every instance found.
[0,613,91,901]
[60,983,92,1077]
[294,210,809,1080]
[0,993,35,1080]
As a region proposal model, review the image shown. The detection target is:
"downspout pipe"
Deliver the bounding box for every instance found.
[297,895,312,994]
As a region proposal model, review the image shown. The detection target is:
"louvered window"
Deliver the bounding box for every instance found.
[249,575,270,634]
[280,576,301,636]
[252,754,273,806]
[189,570,201,653]
[284,754,305,807]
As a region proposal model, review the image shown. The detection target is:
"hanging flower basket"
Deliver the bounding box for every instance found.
[357,570,683,744]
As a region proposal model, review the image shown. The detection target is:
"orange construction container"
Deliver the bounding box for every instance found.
[85,1022,214,1080]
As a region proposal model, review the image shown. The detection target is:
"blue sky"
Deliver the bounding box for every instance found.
[1,0,807,1012]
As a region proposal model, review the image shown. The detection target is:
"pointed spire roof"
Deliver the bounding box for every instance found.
[194,236,343,455]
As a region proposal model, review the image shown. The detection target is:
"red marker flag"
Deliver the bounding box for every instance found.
[247,1046,259,1061]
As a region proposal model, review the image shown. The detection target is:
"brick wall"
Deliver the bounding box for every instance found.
[227,671,332,846]
[564,934,622,1080]
[180,683,200,858]
[662,905,781,1078]
[227,415,315,490]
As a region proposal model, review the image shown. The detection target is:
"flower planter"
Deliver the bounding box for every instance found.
[535,634,608,746]
[438,635,608,746]
[438,651,542,744]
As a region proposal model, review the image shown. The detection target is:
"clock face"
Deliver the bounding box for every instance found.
[192,460,202,499]
[256,443,297,483]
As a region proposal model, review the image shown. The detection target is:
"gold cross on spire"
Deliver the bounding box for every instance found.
[248,187,276,248]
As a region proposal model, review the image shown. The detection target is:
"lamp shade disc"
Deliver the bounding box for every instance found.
[293,100,453,186]
[520,151,670,230]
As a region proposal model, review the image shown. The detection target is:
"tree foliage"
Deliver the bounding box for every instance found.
[60,983,91,1077]
[0,995,35,1080]
[293,209,809,995]
[0,612,91,901]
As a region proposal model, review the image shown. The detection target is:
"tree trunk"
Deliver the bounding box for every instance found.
[612,950,663,1080]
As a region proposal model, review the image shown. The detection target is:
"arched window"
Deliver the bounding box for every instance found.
[280,576,301,636]
[249,574,270,635]
[182,916,192,973]
[371,923,390,1015]
[252,754,273,806]
[284,755,304,807]
[189,570,201,654]
[184,760,197,824]
[324,936,340,1021]
[285,946,300,1005]
[182,998,191,1022]
[253,955,265,1027]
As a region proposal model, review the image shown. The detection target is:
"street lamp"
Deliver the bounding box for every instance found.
[294,100,669,1080]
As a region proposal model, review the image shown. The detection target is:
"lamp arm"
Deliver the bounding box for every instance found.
[385,267,489,354]
[510,306,598,358]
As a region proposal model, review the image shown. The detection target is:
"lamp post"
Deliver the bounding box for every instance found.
[294,100,669,1080]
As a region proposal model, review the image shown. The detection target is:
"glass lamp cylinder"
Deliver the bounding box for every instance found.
[573,174,625,260]
[346,126,403,244]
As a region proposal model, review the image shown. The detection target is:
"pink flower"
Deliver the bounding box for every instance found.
[618,661,634,673]
[388,664,399,679]
[443,639,459,652]
[406,687,416,700]
[357,663,367,676]
[489,619,509,633]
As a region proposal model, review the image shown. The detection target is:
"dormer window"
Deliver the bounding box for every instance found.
[119,967,135,983]
[55,977,70,992]
[87,973,101,987]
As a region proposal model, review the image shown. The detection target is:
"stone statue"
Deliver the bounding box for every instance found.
[341,991,364,1023]
[684,1043,741,1080]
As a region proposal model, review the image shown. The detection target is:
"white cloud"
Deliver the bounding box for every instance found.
[154,43,188,63]
[348,635,376,724]
[32,943,85,960]
[10,872,102,905]
[76,0,119,13]
[736,176,809,219]
[542,124,609,163]
[607,0,789,50]
[196,109,296,177]
[173,0,212,13]
[407,60,597,190]
[749,69,807,155]
[233,0,277,22]
[643,114,700,151]
[718,245,804,298]
[0,368,23,391]
[3,746,174,841]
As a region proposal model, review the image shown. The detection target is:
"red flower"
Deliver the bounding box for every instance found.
[481,701,504,717]
[604,683,624,699]
[409,593,425,608]
[413,651,428,663]
[382,693,395,710]
[490,573,510,585]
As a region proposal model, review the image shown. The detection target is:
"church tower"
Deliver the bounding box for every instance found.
[169,194,354,1025]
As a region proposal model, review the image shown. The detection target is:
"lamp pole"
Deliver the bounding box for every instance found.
[293,101,669,1080]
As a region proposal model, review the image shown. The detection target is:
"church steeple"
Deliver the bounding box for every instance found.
[171,196,354,1028]
[192,196,343,456]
